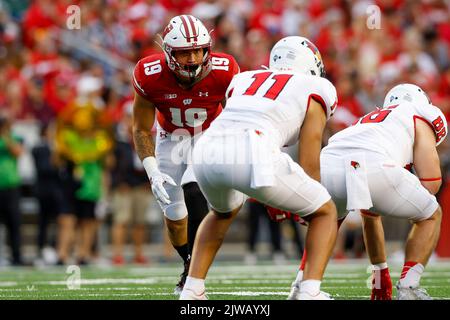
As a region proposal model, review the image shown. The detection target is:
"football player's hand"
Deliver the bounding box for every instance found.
[264,205,306,225]
[150,172,176,205]
[142,156,176,205]
[371,267,392,300]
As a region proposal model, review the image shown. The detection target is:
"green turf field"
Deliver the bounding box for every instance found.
[1,260,449,300]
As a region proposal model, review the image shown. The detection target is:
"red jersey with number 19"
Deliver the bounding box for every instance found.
[133,52,239,135]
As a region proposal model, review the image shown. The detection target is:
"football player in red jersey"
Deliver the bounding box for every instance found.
[131,14,239,295]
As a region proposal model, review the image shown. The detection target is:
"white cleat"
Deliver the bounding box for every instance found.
[298,291,333,300]
[179,288,208,300]
[396,284,432,300]
[287,281,301,300]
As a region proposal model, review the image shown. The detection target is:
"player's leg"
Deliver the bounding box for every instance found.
[180,186,246,300]
[180,139,247,300]
[164,214,189,292]
[296,217,346,271]
[244,153,338,299]
[180,135,212,257]
[164,216,188,256]
[156,167,189,262]
[285,151,350,299]
[361,212,387,264]
[301,200,337,277]
[361,211,392,300]
[182,182,209,256]
[404,207,442,265]
[369,164,441,299]
[398,206,442,299]
[189,206,241,279]
[162,195,190,293]
[155,132,191,292]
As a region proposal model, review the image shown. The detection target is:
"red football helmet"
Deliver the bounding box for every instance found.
[161,15,212,82]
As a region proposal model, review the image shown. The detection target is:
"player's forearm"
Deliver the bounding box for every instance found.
[133,128,155,160]
[299,100,326,182]
[301,160,320,182]
[420,179,442,195]
[299,139,322,182]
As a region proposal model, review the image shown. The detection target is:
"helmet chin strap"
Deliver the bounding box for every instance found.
[161,43,212,86]
[176,64,201,83]
[180,63,211,87]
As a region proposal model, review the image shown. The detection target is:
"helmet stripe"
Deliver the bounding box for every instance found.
[180,15,191,42]
[187,15,198,42]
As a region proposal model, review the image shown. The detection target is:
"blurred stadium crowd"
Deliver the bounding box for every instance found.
[0,0,450,266]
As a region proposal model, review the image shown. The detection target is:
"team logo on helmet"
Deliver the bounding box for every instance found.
[179,15,199,43]
[301,39,325,76]
[302,39,322,62]
[162,24,173,38]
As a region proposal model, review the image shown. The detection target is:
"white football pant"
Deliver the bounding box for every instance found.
[192,128,331,215]
[320,150,439,221]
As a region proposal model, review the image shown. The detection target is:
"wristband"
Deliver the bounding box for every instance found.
[142,156,159,178]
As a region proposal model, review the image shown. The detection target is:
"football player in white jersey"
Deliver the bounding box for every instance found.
[179,36,339,300]
[289,83,446,300]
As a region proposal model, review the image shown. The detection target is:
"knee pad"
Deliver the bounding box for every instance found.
[182,182,209,220]
[163,202,188,221]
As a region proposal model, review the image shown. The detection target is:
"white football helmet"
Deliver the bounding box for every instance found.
[161,15,212,81]
[269,36,325,77]
[383,83,431,108]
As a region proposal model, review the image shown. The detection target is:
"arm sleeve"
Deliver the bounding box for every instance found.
[224,55,240,100]
[417,104,448,146]
[132,60,148,98]
[230,55,240,76]
[305,77,338,120]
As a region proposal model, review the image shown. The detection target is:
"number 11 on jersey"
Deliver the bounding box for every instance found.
[243,72,293,100]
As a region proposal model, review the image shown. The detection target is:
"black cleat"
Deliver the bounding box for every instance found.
[174,257,190,295]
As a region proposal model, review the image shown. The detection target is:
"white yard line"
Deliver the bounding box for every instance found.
[0,282,18,287]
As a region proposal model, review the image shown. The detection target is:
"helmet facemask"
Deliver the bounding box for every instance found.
[165,45,212,83]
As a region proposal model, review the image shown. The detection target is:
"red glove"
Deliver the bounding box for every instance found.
[264,205,307,225]
[371,267,392,300]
